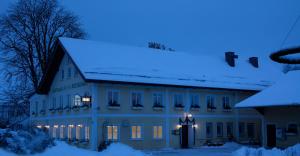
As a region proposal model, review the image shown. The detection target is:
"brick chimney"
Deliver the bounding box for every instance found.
[225,52,238,67]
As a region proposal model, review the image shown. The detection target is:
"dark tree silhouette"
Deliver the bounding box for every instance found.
[0,0,85,92]
[148,42,175,51]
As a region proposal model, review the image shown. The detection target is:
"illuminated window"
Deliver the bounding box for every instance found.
[153,126,163,139]
[107,126,118,141]
[85,126,90,141]
[53,125,58,138]
[60,125,65,139]
[74,95,81,106]
[131,126,142,139]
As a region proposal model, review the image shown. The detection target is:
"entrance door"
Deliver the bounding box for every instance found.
[181,125,188,148]
[267,124,276,148]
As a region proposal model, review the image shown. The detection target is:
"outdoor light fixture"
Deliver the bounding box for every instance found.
[188,113,192,118]
[44,125,50,129]
[192,124,198,128]
[176,124,182,129]
[77,124,83,127]
[54,125,58,128]
[36,125,42,129]
[82,95,91,104]
[69,124,74,128]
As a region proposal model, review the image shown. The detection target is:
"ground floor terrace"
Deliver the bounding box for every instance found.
[31,113,262,150]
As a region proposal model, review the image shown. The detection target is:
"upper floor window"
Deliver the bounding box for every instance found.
[74,95,81,106]
[131,92,142,107]
[222,96,231,110]
[131,126,142,140]
[67,68,72,79]
[190,94,200,108]
[174,94,184,108]
[206,96,216,110]
[108,90,119,106]
[287,123,298,134]
[61,69,64,80]
[153,93,163,107]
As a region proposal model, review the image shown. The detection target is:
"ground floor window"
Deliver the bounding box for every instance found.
[247,123,255,138]
[226,122,233,137]
[60,125,65,139]
[131,126,142,140]
[153,126,163,139]
[239,122,246,137]
[217,122,223,137]
[107,126,119,141]
[68,125,74,140]
[52,125,58,138]
[287,123,298,134]
[85,126,90,141]
[76,125,82,140]
[206,122,213,138]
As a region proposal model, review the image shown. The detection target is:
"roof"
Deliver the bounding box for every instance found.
[236,70,300,108]
[38,37,283,93]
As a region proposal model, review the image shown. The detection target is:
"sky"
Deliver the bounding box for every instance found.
[0,0,300,58]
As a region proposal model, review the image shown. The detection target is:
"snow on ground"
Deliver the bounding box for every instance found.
[0,141,148,156]
[233,144,300,156]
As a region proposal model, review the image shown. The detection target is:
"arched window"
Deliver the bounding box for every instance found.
[74,95,81,106]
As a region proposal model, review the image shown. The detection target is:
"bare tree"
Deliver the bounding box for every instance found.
[0,0,85,92]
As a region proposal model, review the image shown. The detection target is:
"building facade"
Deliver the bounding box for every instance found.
[30,38,282,150]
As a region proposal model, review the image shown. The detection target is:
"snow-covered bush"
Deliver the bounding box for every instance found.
[233,144,300,156]
[0,128,54,154]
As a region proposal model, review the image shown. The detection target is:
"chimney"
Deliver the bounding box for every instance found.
[225,52,238,67]
[249,57,259,68]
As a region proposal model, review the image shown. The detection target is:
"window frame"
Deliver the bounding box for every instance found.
[107,90,120,106]
[190,94,200,107]
[173,93,184,107]
[222,96,231,110]
[130,125,143,140]
[286,123,298,134]
[130,91,143,107]
[217,122,224,137]
[153,125,163,140]
[206,122,213,138]
[106,125,120,141]
[206,95,216,110]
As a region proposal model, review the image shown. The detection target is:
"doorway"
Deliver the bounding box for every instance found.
[181,125,189,148]
[267,124,276,148]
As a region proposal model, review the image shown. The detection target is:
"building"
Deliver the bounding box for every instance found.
[30,37,282,150]
[236,71,300,148]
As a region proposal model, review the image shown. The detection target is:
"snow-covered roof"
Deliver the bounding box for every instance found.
[236,70,300,108]
[58,37,282,91]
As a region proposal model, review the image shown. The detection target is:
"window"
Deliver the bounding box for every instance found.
[68,125,74,140]
[59,95,63,109]
[74,95,81,106]
[153,126,163,139]
[217,122,223,137]
[67,68,72,79]
[206,96,215,110]
[60,125,65,139]
[52,97,56,109]
[222,96,231,110]
[76,125,82,140]
[85,126,90,141]
[131,126,142,140]
[206,122,213,138]
[174,94,184,107]
[226,122,234,137]
[247,123,255,138]
[107,126,119,141]
[53,125,58,138]
[108,91,119,106]
[190,94,200,108]
[61,69,64,80]
[132,92,142,107]
[239,122,246,137]
[287,123,298,134]
[153,93,163,107]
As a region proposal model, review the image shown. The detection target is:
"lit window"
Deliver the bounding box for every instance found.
[190,94,200,108]
[107,126,118,141]
[153,93,163,107]
[131,126,142,139]
[206,96,215,110]
[222,96,231,110]
[174,94,184,107]
[85,126,90,141]
[132,92,142,107]
[153,126,163,139]
[108,91,119,106]
[74,95,81,106]
[217,122,223,137]
[206,122,213,138]
[60,125,65,139]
